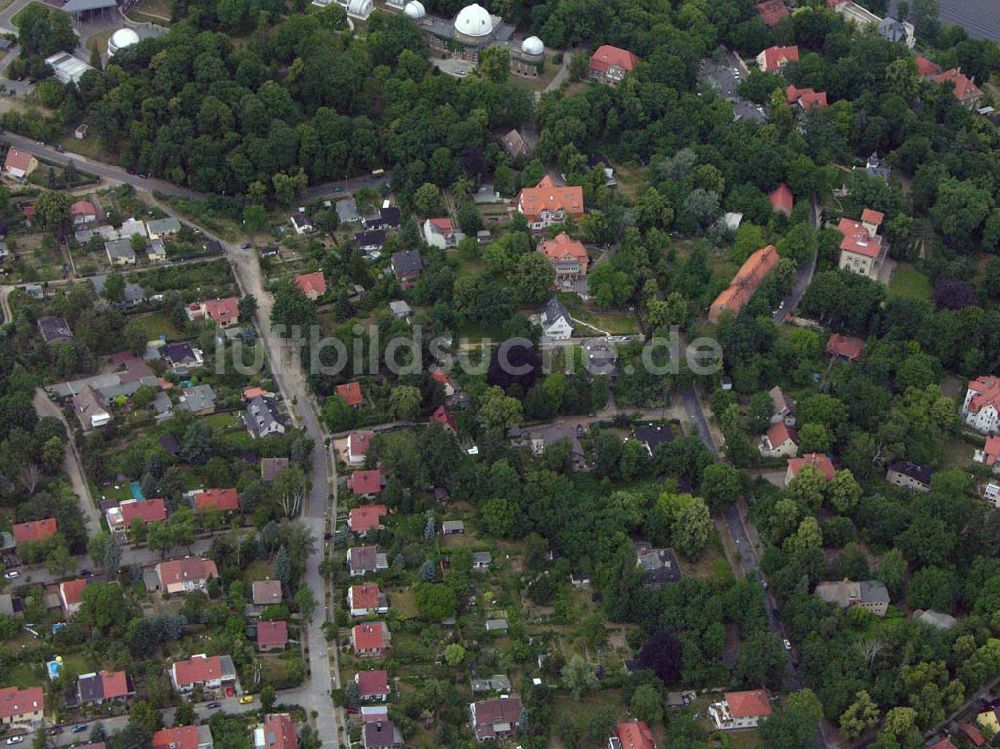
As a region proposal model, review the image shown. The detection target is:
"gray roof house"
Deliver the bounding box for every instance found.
[105,238,137,265]
[245,395,286,439]
[636,542,681,589]
[336,198,360,224]
[177,384,216,415]
[145,217,182,239]
[878,16,915,46]
[37,315,73,343]
[150,391,174,423]
[485,618,509,634]
[389,300,412,319]
[815,579,890,617]
[539,298,573,339]
[470,674,512,694]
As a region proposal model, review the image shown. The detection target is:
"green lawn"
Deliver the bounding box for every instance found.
[889,263,932,300]
[10,1,44,26]
[133,311,185,341]
[1,662,43,689]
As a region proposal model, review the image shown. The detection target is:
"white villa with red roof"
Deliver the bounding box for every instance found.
[963,376,1000,434]
[355,670,390,702]
[837,208,887,281]
[170,654,237,692]
[422,218,463,249]
[709,690,772,730]
[759,422,799,458]
[756,45,798,72]
[589,44,640,85]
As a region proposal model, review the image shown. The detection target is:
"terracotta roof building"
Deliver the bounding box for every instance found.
[295,272,326,301]
[837,209,885,280]
[757,45,798,72]
[348,583,388,617]
[429,404,457,433]
[347,470,384,498]
[3,147,37,181]
[347,431,373,466]
[355,671,390,702]
[589,44,640,85]
[257,621,288,651]
[152,725,214,749]
[155,558,218,594]
[517,176,584,231]
[759,422,798,458]
[963,376,1000,434]
[170,654,236,691]
[610,719,656,749]
[59,578,91,616]
[930,68,984,109]
[255,714,297,749]
[708,245,779,323]
[769,183,794,217]
[785,85,828,109]
[0,686,45,725]
[352,622,388,655]
[786,453,836,483]
[827,333,865,362]
[337,382,363,407]
[755,0,788,26]
[12,517,58,547]
[539,232,588,282]
[193,487,240,513]
[348,503,387,532]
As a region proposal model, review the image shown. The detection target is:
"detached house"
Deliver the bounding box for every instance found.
[539,298,573,340]
[390,250,423,288]
[347,432,373,466]
[930,68,984,109]
[71,199,97,226]
[886,461,933,492]
[786,453,835,484]
[470,696,523,741]
[76,670,133,705]
[348,583,389,617]
[785,85,828,110]
[609,720,656,749]
[252,580,282,606]
[975,435,1000,471]
[337,381,363,408]
[170,654,237,692]
[106,497,168,538]
[755,0,788,26]
[517,176,584,230]
[429,404,457,434]
[355,671,390,702]
[254,714,297,749]
[256,621,288,652]
[709,245,779,323]
[769,183,794,217]
[539,232,588,286]
[352,622,389,656]
[709,690,772,731]
[155,557,218,594]
[295,272,326,301]
[347,471,384,498]
[192,488,240,514]
[3,148,37,181]
[962,376,1000,434]
[59,578,91,616]
[759,422,798,458]
[827,333,865,362]
[0,686,44,726]
[245,395,286,438]
[349,503,387,533]
[837,209,886,281]
[187,297,239,327]
[12,518,57,549]
[363,720,403,749]
[347,545,389,577]
[815,579,890,616]
[756,45,798,72]
[589,45,640,85]
[153,726,214,749]
[422,218,462,249]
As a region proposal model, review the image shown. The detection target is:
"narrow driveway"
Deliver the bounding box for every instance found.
[773,193,820,324]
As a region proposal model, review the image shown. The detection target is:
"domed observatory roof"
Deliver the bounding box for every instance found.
[403,0,425,18]
[454,3,493,38]
[108,27,140,56]
[521,35,543,56]
[347,0,373,18]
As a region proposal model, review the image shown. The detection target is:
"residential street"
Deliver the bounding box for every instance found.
[773,193,820,324]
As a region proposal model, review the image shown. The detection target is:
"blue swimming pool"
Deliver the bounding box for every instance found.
[130,481,143,500]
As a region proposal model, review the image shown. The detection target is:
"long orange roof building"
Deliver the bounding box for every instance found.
[708,245,779,323]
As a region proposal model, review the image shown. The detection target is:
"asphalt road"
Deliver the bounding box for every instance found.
[773,193,820,324]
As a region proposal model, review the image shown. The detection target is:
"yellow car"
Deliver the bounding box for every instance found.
[238,696,254,705]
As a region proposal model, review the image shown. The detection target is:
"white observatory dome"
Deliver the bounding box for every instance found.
[521,35,543,56]
[454,3,493,37]
[108,27,140,56]
[347,0,373,17]
[404,0,425,18]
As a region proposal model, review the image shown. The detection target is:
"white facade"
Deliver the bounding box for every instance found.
[541,316,572,340]
[962,386,1000,434]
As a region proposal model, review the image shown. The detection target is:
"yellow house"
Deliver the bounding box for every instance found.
[976,707,999,736]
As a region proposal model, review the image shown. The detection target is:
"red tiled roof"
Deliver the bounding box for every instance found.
[203,297,239,325]
[915,54,939,76]
[540,232,588,268]
[4,147,34,173]
[756,0,789,26]
[589,44,640,74]
[261,714,297,749]
[759,45,798,71]
[616,720,655,749]
[337,382,363,407]
[472,697,522,739]
[157,557,218,586]
[725,690,772,719]
[431,368,450,385]
[350,583,382,610]
[429,218,453,233]
[193,487,239,512]
[787,453,836,481]
[12,517,58,545]
[786,85,828,108]
[100,670,130,699]
[928,740,958,749]
[861,208,884,225]
[349,503,387,531]
[517,176,584,223]
[349,431,372,457]
[348,470,384,497]
[153,726,201,749]
[172,655,227,686]
[295,271,326,297]
[61,578,90,607]
[252,580,282,605]
[958,723,986,747]
[981,433,1000,466]
[429,404,457,431]
[827,333,865,361]
[120,498,168,525]
[709,245,779,323]
[966,376,1000,415]
[0,686,44,721]
[769,183,794,215]
[837,217,882,258]
[930,68,983,101]
[71,199,96,217]
[353,622,385,650]
[244,386,267,400]
[767,422,797,448]
[356,670,390,698]
[257,621,288,648]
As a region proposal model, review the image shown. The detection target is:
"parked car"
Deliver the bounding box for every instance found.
[239,695,254,705]
[6,736,24,744]
[783,639,792,651]
[71,725,87,733]
[3,570,18,579]
[206,702,221,709]
[48,726,62,736]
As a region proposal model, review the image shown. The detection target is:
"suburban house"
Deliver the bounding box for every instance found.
[254,714,297,749]
[187,297,240,327]
[974,435,1000,470]
[261,457,289,482]
[708,245,779,323]
[161,342,204,368]
[815,579,890,617]
[878,15,915,46]
[12,518,58,549]
[336,198,360,224]
[885,461,934,492]
[37,315,74,343]
[769,386,795,424]
[927,739,958,749]
[348,583,389,617]
[295,272,327,301]
[786,453,835,484]
[105,497,168,537]
[256,621,288,652]
[469,696,523,741]
[363,719,404,749]
[59,578,90,616]
[636,542,681,590]
[289,207,314,234]
[517,176,584,230]
[178,384,216,416]
[930,68,984,109]
[769,183,794,217]
[355,671,390,702]
[145,217,182,240]
[756,44,798,72]
[422,218,462,249]
[390,250,423,287]
[348,503,387,533]
[155,557,219,594]
[958,722,986,747]
[755,0,788,26]
[245,395,286,438]
[915,610,957,630]
[170,654,237,692]
[785,84,828,109]
[962,376,1000,434]
[539,297,574,340]
[76,670,133,705]
[153,725,214,749]
[347,546,389,577]
[347,470,384,498]
[539,232,589,286]
[3,148,37,180]
[337,381,364,407]
[192,488,240,513]
[634,424,672,456]
[709,690,772,731]
[252,580,282,606]
[354,229,386,255]
[69,388,108,427]
[472,551,492,570]
[759,422,799,458]
[827,333,865,362]
[501,129,532,160]
[347,431,373,466]
[105,238,137,265]
[470,675,512,695]
[608,719,656,749]
[388,300,412,320]
[441,520,465,535]
[0,686,45,726]
[352,622,389,656]
[363,205,400,231]
[429,404,457,433]
[589,44,640,85]
[431,368,456,397]
[837,209,886,280]
[71,199,97,226]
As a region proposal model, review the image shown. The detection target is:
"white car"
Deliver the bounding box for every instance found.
[7,736,25,744]
[3,570,18,579]
[783,639,792,651]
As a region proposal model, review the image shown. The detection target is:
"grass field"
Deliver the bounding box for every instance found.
[10,1,44,26]
[132,310,185,340]
[889,263,932,300]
